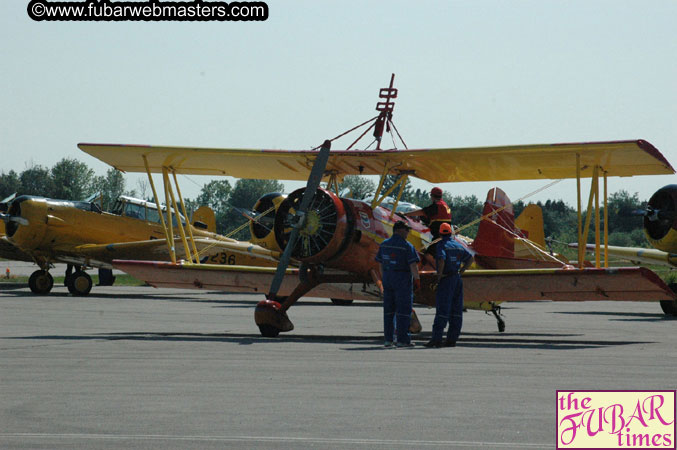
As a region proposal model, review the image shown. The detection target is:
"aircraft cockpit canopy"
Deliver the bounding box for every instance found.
[111,195,186,226]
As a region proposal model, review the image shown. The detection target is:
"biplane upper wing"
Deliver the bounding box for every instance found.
[78,140,674,182]
[113,260,675,305]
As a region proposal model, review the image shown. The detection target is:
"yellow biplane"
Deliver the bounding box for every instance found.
[77,76,677,337]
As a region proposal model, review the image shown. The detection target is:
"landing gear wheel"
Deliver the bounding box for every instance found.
[28,270,53,295]
[660,283,677,316]
[67,271,92,296]
[258,324,281,338]
[330,298,353,306]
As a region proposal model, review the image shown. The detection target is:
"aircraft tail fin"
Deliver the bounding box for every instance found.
[514,204,547,258]
[471,187,515,258]
[192,206,216,233]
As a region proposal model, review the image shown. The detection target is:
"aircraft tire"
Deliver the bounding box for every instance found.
[28,270,53,295]
[659,283,677,316]
[68,271,92,296]
[330,298,353,306]
[258,324,281,338]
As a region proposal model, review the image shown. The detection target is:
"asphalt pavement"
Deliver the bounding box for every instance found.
[1,284,675,449]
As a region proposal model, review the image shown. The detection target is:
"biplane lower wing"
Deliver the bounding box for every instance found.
[459,267,675,303]
[113,260,675,308]
[59,237,281,269]
[0,236,34,263]
[113,260,381,301]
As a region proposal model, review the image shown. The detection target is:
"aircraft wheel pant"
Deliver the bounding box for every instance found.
[28,270,53,295]
[431,275,463,343]
[67,271,92,296]
[382,272,413,345]
[254,299,294,337]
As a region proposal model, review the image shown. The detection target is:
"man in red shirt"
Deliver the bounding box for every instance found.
[404,187,452,240]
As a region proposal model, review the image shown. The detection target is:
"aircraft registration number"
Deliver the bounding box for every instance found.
[208,252,237,265]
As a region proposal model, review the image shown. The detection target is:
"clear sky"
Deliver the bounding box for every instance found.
[2,0,676,209]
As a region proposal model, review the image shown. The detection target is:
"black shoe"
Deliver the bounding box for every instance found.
[424,340,443,348]
[444,339,456,347]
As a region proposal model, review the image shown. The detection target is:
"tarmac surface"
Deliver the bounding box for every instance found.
[0,283,675,449]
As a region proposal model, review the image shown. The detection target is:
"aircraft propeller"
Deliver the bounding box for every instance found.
[629,208,676,222]
[268,139,332,297]
[255,140,332,337]
[0,213,28,226]
[0,195,28,227]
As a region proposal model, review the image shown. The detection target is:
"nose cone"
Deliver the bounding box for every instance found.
[5,197,27,237]
[5,197,47,250]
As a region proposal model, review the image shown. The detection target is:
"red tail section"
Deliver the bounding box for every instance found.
[471,187,515,259]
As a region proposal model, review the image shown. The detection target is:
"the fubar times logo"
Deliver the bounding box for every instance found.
[556,391,676,449]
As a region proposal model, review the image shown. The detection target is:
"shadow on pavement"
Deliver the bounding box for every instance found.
[4,330,652,351]
[552,310,675,322]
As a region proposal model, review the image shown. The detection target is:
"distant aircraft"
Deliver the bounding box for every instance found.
[0,193,33,263]
[0,194,278,296]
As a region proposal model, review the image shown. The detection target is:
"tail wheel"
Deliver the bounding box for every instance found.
[28,270,53,295]
[68,271,92,296]
[660,283,677,316]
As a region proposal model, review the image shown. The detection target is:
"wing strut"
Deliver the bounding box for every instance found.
[143,155,175,263]
[575,157,608,268]
[143,155,201,265]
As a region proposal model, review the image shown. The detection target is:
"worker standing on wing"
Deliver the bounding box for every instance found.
[375,220,421,348]
[404,187,451,240]
[425,223,473,348]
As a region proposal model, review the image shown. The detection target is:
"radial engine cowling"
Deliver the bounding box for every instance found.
[644,184,677,253]
[249,192,285,252]
[274,188,350,264]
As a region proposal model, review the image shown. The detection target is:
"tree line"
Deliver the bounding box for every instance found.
[0,160,649,251]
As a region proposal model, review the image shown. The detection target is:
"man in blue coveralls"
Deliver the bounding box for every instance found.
[375,220,421,348]
[425,222,473,348]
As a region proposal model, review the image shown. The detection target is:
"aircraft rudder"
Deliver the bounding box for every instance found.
[192,206,217,233]
[471,187,515,258]
[514,203,546,248]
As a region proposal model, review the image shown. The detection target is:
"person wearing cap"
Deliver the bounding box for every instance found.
[375,220,421,348]
[404,187,452,240]
[424,222,473,348]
